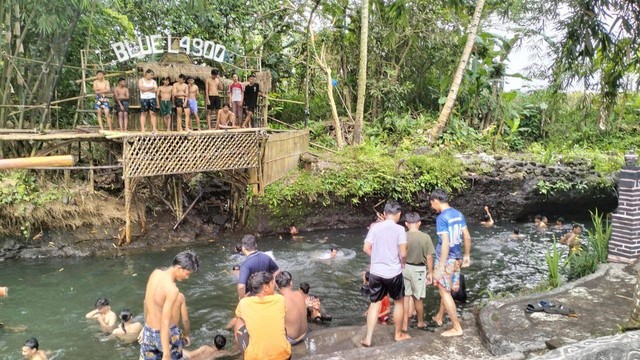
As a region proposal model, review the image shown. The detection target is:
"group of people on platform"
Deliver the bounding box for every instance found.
[92,69,264,133]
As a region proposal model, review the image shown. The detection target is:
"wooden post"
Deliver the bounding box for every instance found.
[124,177,131,244]
[174,176,183,222]
[249,168,258,195]
[88,141,94,192]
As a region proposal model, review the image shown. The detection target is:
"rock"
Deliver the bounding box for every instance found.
[211,214,227,226]
[413,146,435,156]
[545,336,578,350]
[535,330,640,359]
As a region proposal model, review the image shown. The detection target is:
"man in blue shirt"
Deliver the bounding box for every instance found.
[237,235,279,299]
[429,189,471,337]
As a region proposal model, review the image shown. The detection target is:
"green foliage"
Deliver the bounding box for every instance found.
[545,238,563,288]
[0,171,66,207]
[588,209,612,263]
[567,250,599,280]
[262,142,466,213]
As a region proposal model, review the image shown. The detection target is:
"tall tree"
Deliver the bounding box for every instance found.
[353,0,369,144]
[428,0,486,141]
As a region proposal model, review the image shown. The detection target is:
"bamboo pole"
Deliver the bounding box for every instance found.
[0,155,74,170]
[173,189,204,230]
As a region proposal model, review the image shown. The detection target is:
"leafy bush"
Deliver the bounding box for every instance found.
[0,171,65,206]
[588,209,612,263]
[545,238,563,288]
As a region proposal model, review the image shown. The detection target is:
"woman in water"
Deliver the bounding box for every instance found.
[111,309,143,342]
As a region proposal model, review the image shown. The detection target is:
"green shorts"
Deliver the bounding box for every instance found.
[403,264,427,299]
[160,100,172,116]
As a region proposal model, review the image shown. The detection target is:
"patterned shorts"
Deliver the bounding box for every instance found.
[434,258,461,292]
[94,95,109,110]
[140,98,157,113]
[139,325,183,360]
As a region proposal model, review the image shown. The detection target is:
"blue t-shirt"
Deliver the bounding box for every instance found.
[435,207,467,261]
[238,251,279,286]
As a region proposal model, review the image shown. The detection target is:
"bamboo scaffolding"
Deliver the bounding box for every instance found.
[0,155,75,170]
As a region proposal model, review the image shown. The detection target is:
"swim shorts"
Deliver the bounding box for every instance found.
[403,263,427,299]
[236,325,250,352]
[174,98,185,108]
[207,96,221,110]
[243,103,257,113]
[187,98,198,114]
[94,95,109,110]
[139,325,183,360]
[368,272,404,302]
[434,258,461,292]
[115,100,129,114]
[160,100,172,116]
[140,98,157,113]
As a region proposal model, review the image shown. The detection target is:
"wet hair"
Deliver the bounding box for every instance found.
[557,217,565,223]
[232,265,240,271]
[429,189,449,203]
[96,70,105,75]
[95,297,109,309]
[330,245,338,252]
[299,282,310,294]
[383,200,401,215]
[211,69,219,75]
[173,250,200,272]
[572,224,582,230]
[214,334,226,350]
[482,214,491,222]
[234,243,243,253]
[405,212,421,224]
[513,228,520,235]
[23,337,39,350]
[275,271,292,288]
[248,271,273,295]
[242,234,257,251]
[117,77,125,83]
[120,309,133,333]
[179,74,187,80]
[534,215,542,221]
[145,69,154,75]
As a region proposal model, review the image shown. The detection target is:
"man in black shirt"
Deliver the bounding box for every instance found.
[242,74,264,128]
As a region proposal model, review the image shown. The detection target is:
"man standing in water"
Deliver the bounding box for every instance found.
[237,235,279,299]
[361,200,410,347]
[21,338,47,360]
[86,297,118,330]
[140,250,200,360]
[275,271,308,345]
[402,212,435,332]
[429,189,471,337]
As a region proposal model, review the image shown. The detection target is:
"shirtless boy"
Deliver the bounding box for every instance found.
[138,69,158,133]
[93,70,111,130]
[86,297,118,331]
[275,271,308,346]
[172,75,189,131]
[183,335,234,360]
[139,251,200,360]
[21,338,47,360]
[158,77,173,131]
[215,104,237,129]
[186,77,200,131]
[113,78,130,131]
[205,69,223,129]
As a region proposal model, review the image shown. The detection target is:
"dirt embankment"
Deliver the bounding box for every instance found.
[0,153,618,260]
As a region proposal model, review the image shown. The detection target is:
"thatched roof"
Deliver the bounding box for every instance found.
[136,62,216,82]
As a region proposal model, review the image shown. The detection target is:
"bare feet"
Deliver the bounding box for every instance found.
[395,333,411,341]
[441,328,463,337]
[432,317,443,327]
[360,340,371,347]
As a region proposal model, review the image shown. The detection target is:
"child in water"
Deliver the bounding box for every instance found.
[111,309,143,342]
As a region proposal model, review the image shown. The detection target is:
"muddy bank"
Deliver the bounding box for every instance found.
[0,153,619,259]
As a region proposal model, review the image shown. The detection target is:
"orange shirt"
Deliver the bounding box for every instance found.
[379,296,390,317]
[235,294,291,360]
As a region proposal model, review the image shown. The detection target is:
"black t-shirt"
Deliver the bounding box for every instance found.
[244,83,260,108]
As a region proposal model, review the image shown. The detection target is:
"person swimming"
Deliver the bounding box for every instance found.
[232,265,240,278]
[21,337,47,360]
[329,246,338,259]
[299,282,332,323]
[183,334,235,360]
[86,297,117,331]
[509,228,524,240]
[111,309,143,342]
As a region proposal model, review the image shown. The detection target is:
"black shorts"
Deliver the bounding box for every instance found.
[207,96,221,110]
[115,100,129,114]
[175,98,185,108]
[140,98,156,113]
[244,103,257,113]
[369,272,404,302]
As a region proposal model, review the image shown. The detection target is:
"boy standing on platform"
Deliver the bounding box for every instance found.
[206,69,223,129]
[157,77,173,131]
[113,77,129,132]
[242,74,263,128]
[138,69,158,133]
[229,74,243,126]
[186,77,200,131]
[93,70,111,130]
[172,74,189,131]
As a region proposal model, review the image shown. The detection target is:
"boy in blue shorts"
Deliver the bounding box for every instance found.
[429,189,472,337]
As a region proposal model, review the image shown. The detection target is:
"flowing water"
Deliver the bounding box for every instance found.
[0,222,580,359]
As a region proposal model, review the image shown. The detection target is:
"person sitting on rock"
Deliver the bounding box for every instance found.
[86,297,117,331]
[480,206,494,228]
[363,295,391,324]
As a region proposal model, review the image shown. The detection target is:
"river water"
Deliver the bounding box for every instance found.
[0,222,577,359]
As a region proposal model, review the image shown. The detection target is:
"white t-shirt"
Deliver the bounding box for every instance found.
[365,220,407,278]
[140,78,157,99]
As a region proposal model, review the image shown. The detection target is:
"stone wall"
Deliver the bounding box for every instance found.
[609,161,640,263]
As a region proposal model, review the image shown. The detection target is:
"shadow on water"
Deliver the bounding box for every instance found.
[0,222,583,359]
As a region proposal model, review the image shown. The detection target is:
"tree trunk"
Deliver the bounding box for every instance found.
[428,0,486,141]
[353,0,369,145]
[314,44,344,148]
[304,0,322,128]
[625,268,640,330]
